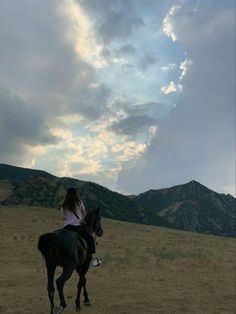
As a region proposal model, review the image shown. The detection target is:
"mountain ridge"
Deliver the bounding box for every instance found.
[134,180,235,237]
[0,164,172,229]
[0,163,235,237]
[0,163,57,182]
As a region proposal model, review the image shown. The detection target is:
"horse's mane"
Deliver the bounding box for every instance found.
[83,209,101,229]
[83,209,97,222]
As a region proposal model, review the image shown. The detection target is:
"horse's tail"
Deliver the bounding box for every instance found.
[38,233,55,257]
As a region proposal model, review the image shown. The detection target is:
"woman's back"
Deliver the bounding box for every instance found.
[61,201,86,227]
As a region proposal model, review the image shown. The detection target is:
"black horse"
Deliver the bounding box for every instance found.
[38,208,103,314]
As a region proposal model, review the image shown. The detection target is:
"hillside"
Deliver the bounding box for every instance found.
[0,163,57,182]
[0,164,235,237]
[0,205,235,314]
[0,164,171,229]
[134,180,236,237]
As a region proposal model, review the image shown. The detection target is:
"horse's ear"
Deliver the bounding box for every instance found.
[96,207,100,215]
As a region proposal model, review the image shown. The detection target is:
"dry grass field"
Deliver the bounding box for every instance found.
[0,182,12,202]
[0,205,235,314]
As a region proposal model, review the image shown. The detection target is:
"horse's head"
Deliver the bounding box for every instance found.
[83,207,103,237]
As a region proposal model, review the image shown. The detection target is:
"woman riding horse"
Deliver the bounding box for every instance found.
[61,187,101,267]
[38,188,103,314]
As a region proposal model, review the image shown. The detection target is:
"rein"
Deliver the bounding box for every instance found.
[70,209,94,233]
[81,220,94,233]
[81,220,98,245]
[71,208,99,244]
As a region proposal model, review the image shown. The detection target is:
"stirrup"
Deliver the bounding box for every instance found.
[90,258,101,267]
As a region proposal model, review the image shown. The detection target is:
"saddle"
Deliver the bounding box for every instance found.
[76,233,88,251]
[63,224,90,252]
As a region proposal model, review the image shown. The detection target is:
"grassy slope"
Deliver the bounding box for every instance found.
[0,182,13,202]
[0,206,235,314]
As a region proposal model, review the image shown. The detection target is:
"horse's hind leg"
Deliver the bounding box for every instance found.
[75,274,85,311]
[46,262,56,314]
[56,266,74,310]
[83,277,91,306]
[75,264,90,311]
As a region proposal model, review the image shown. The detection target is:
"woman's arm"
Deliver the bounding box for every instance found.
[60,206,67,220]
[80,201,86,218]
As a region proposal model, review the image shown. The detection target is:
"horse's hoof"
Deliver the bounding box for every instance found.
[53,305,64,314]
[76,306,81,312]
[84,301,91,306]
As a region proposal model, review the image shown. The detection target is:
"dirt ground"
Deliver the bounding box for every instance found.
[0,205,235,314]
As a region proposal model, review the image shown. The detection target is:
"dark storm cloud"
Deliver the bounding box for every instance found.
[100,44,136,65]
[70,84,111,120]
[0,86,59,163]
[99,12,144,44]
[0,0,108,123]
[0,0,112,163]
[116,44,136,56]
[77,0,145,43]
[110,102,172,137]
[140,53,157,71]
[111,115,156,136]
[126,102,172,120]
[0,0,108,116]
[0,0,85,95]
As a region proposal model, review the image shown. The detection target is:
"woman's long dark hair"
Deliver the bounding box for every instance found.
[62,187,80,212]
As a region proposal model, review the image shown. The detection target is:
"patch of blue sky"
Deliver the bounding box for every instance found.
[135,0,175,27]
[98,57,179,115]
[95,13,186,120]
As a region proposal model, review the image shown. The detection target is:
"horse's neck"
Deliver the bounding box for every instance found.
[84,213,94,230]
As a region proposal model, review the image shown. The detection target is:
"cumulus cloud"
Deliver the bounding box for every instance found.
[179,59,192,80]
[161,81,182,94]
[59,0,106,69]
[162,5,181,41]
[161,63,177,72]
[161,59,192,94]
[112,141,147,162]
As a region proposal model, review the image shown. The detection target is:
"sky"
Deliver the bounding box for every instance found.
[0,0,235,196]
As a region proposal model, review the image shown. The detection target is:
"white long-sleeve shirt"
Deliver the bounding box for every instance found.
[61,201,86,227]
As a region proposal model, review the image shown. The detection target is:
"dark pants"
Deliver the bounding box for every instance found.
[64,224,95,254]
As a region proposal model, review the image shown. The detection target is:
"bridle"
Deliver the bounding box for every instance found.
[71,207,102,239]
[81,220,94,233]
[81,211,102,236]
[81,212,102,245]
